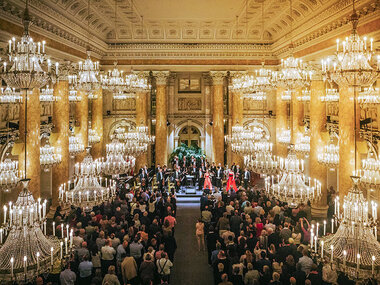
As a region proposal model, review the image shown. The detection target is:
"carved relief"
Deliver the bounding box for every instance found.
[178,97,202,111]
[243,99,267,111]
[113,98,137,111]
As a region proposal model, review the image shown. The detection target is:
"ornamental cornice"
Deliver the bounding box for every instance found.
[152,71,170,86]
[109,43,272,50]
[210,71,227,85]
[272,1,379,57]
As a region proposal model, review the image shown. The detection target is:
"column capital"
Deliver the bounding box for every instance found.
[55,61,76,81]
[210,71,227,85]
[152,71,170,86]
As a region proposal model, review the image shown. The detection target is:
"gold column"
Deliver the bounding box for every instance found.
[91,88,103,159]
[153,71,169,166]
[75,91,88,162]
[231,88,244,167]
[292,89,304,144]
[339,86,356,200]
[15,88,41,198]
[276,87,288,157]
[136,89,149,169]
[51,81,69,208]
[309,79,328,218]
[210,71,227,165]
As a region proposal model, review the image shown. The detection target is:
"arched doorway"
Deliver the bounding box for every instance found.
[179,126,201,147]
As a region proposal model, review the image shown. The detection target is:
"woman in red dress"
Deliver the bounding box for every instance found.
[226,171,238,192]
[203,169,213,190]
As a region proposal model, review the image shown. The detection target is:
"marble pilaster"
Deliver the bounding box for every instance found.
[75,90,88,162]
[210,71,227,165]
[309,80,328,218]
[91,88,104,159]
[153,71,170,166]
[275,87,288,157]
[51,81,69,208]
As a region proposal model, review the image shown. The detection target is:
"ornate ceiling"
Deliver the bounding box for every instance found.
[0,0,378,64]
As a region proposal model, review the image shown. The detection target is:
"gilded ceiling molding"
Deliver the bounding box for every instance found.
[209,71,227,85]
[152,71,170,86]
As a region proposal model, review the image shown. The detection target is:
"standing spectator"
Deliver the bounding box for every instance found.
[78,255,93,285]
[101,240,116,276]
[196,218,205,251]
[102,265,120,285]
[60,263,76,285]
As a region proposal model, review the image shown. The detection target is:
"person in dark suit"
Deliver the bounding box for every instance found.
[215,163,224,190]
[172,167,182,193]
[231,163,237,173]
[172,156,180,169]
[140,165,149,191]
[157,168,165,193]
[197,168,204,191]
[235,165,242,186]
[181,156,187,170]
[243,168,251,189]
[155,164,161,175]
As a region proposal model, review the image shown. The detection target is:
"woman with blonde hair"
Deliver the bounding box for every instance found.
[102,265,120,285]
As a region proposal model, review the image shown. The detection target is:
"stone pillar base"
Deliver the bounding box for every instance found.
[311,204,329,219]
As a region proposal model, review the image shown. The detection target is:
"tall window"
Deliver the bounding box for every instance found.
[179,126,200,147]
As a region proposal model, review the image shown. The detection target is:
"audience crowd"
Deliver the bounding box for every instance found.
[45,181,178,285]
[199,185,369,285]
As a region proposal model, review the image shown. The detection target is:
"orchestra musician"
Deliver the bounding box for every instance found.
[139,165,149,191]
[155,164,161,175]
[243,167,251,189]
[172,166,182,193]
[172,156,180,169]
[181,156,187,170]
[191,163,197,185]
[235,164,242,186]
[210,162,217,185]
[197,167,204,191]
[156,168,165,192]
[215,163,224,189]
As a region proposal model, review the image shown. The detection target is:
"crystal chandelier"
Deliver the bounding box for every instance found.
[294,130,310,156]
[244,90,267,101]
[114,127,126,141]
[253,62,275,91]
[69,132,84,158]
[319,177,380,280]
[128,73,151,92]
[0,2,54,90]
[113,91,136,100]
[77,51,100,96]
[76,0,100,96]
[88,128,101,145]
[0,179,60,283]
[281,89,292,101]
[321,1,379,87]
[321,87,340,102]
[68,74,82,102]
[230,74,254,92]
[358,85,380,107]
[246,136,278,175]
[40,142,62,172]
[102,137,134,176]
[297,88,311,102]
[360,150,380,189]
[58,148,115,209]
[278,129,291,144]
[0,87,22,104]
[0,154,22,192]
[275,57,311,90]
[318,138,339,170]
[39,85,57,102]
[101,62,126,92]
[265,144,321,207]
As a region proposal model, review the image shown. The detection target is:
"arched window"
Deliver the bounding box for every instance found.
[179,126,200,147]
